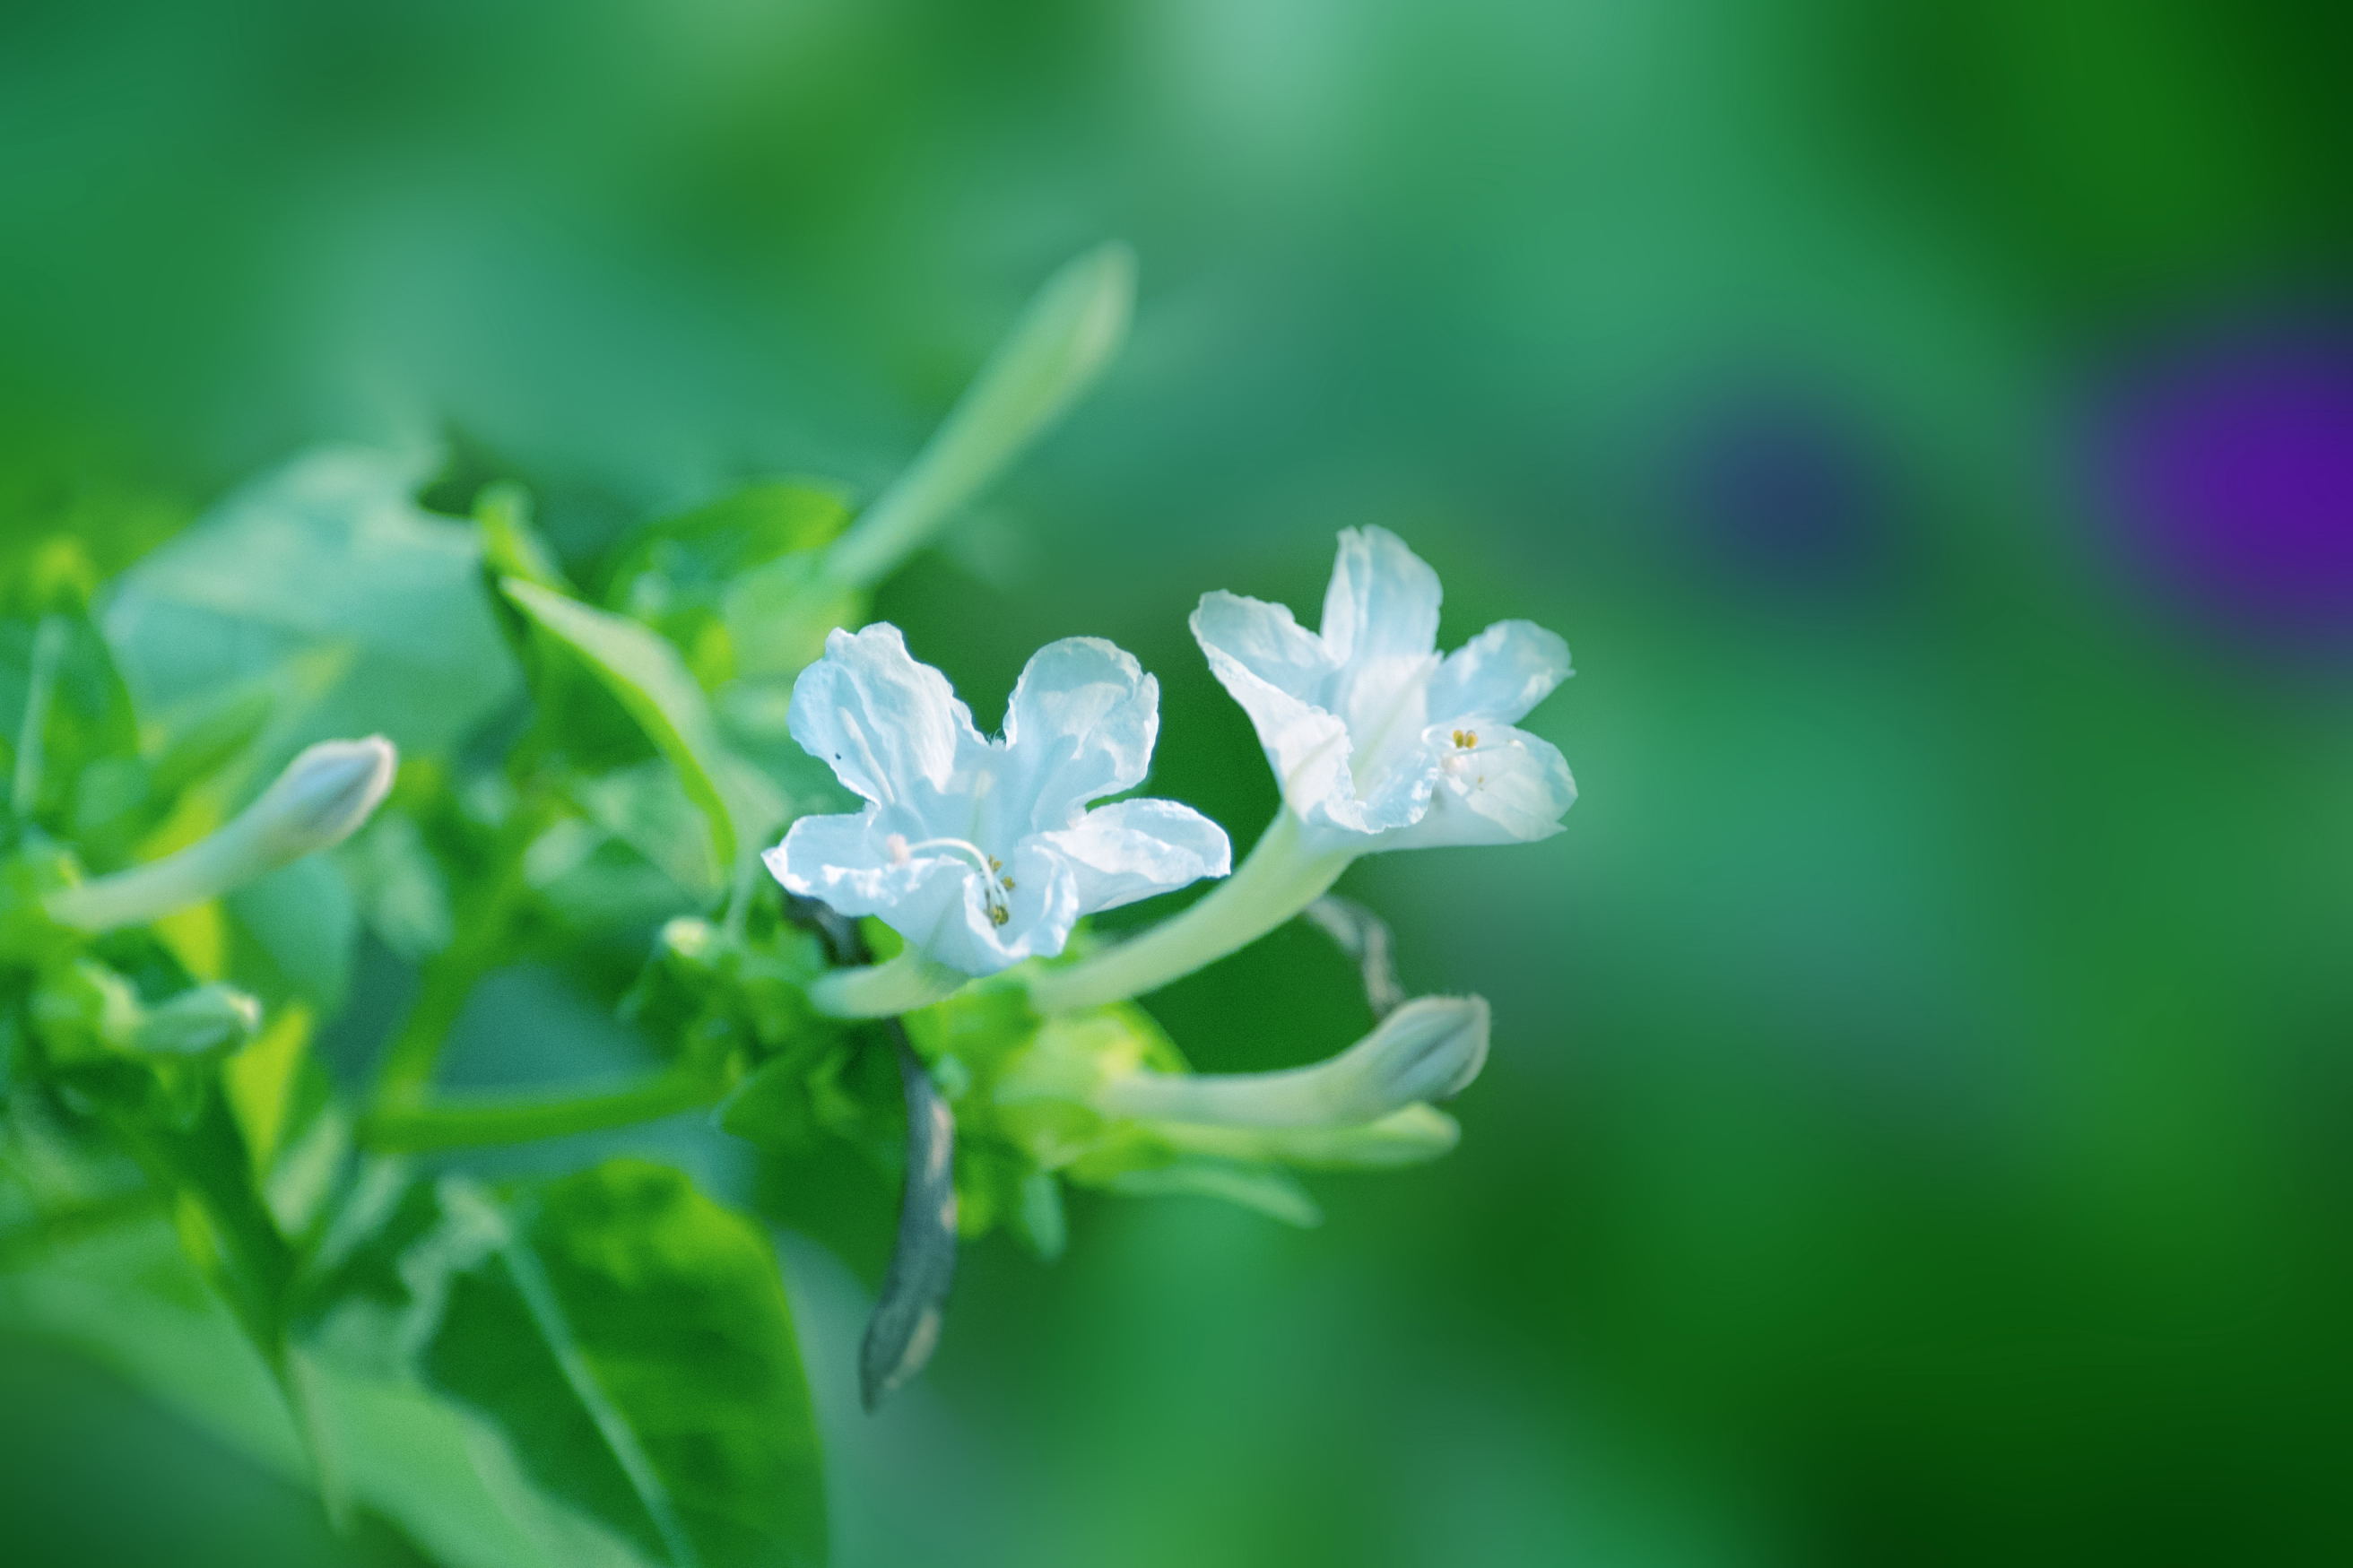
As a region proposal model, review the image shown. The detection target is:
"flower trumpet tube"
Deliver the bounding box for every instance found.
[47,736,398,933]
[806,949,971,1019]
[1097,995,1489,1129]
[1023,810,1350,1013]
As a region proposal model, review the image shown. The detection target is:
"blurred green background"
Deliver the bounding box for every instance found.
[4,0,2351,1564]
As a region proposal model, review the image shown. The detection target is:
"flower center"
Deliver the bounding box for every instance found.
[888,833,1018,925]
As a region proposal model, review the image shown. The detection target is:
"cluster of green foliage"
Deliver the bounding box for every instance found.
[0,256,1432,1566]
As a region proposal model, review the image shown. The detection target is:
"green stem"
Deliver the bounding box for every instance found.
[369,804,545,1107]
[808,949,968,1018]
[1026,812,1353,1013]
[45,829,256,932]
[360,1070,725,1154]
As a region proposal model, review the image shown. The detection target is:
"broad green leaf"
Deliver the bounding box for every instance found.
[605,481,852,688]
[571,759,725,899]
[501,579,781,876]
[413,1163,827,1568]
[102,446,522,762]
[4,1215,656,1568]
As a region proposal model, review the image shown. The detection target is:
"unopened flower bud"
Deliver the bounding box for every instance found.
[241,738,399,867]
[133,984,263,1058]
[47,736,398,932]
[1098,995,1489,1129]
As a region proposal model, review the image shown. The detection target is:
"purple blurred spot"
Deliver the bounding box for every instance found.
[2097,315,2353,646]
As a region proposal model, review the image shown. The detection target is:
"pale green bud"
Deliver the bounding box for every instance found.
[133,983,263,1057]
[47,736,397,932]
[238,737,399,867]
[1098,995,1489,1129]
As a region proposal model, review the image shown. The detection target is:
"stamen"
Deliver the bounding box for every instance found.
[1452,728,1477,750]
[899,836,1015,923]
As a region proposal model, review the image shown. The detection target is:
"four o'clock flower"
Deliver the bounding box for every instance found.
[1028,528,1574,1014]
[1196,524,1576,853]
[771,625,1231,1016]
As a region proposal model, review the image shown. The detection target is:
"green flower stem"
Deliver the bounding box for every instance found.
[369,801,548,1106]
[1026,811,1353,1014]
[821,242,1133,593]
[808,949,969,1018]
[360,1069,725,1154]
[44,829,258,932]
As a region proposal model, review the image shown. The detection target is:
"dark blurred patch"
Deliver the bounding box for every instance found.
[1665,375,1903,602]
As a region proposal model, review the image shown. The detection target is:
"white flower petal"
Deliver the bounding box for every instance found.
[1190,590,1333,703]
[999,637,1159,833]
[765,814,969,929]
[1319,526,1442,666]
[1039,797,1232,913]
[1191,611,1355,822]
[786,625,981,810]
[1380,724,1576,850]
[1426,619,1572,728]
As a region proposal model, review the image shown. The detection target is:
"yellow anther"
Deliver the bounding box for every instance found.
[1452,728,1478,750]
[1001,876,1016,892]
[988,903,1011,926]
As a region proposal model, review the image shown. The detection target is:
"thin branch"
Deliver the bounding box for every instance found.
[1303,895,1407,1018]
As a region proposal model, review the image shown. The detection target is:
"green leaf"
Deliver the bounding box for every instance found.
[478,481,573,594]
[501,579,780,877]
[6,1210,656,1568]
[102,446,523,762]
[605,481,852,688]
[571,760,725,900]
[225,856,357,1013]
[338,810,456,960]
[0,607,141,836]
[412,1162,827,1568]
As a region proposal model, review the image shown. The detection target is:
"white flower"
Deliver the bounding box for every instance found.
[768,625,1231,977]
[1191,526,1576,852]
